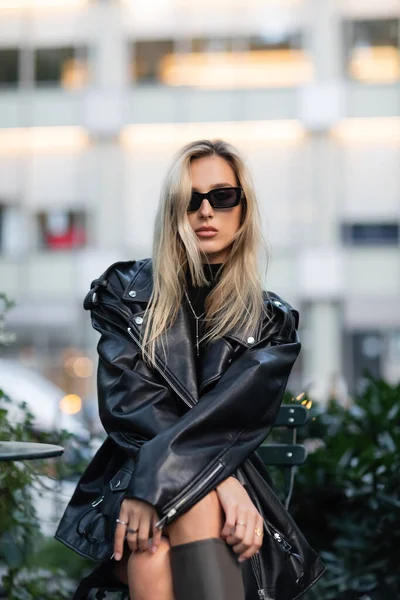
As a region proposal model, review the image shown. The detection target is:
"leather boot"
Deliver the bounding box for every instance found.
[170,537,245,600]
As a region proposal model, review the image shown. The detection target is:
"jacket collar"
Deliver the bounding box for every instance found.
[122,258,264,405]
[122,258,263,347]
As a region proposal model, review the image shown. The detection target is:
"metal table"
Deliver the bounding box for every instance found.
[0,441,64,461]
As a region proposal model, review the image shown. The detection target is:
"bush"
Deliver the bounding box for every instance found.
[0,294,92,598]
[0,389,94,599]
[286,376,400,599]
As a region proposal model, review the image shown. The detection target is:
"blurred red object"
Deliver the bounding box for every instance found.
[45,225,86,249]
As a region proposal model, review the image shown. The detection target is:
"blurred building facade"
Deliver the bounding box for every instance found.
[0,0,399,405]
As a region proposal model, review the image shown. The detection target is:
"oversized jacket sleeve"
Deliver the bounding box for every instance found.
[124,302,301,519]
[85,277,183,457]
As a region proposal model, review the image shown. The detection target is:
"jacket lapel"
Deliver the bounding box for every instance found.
[122,258,263,405]
[122,259,199,407]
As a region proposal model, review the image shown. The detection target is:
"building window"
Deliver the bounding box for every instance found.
[341,223,400,246]
[0,205,26,254]
[0,49,19,88]
[37,210,87,250]
[132,40,174,84]
[191,37,234,54]
[34,47,89,90]
[344,19,400,83]
[131,32,312,88]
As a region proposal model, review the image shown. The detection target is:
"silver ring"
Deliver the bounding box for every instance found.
[116,518,127,526]
[127,527,138,534]
[236,521,246,527]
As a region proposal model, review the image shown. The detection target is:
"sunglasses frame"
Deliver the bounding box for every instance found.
[187,186,243,212]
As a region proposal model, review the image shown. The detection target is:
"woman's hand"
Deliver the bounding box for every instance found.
[114,498,162,560]
[217,477,264,563]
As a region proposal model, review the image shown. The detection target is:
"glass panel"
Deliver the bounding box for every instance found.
[132,32,312,88]
[37,210,87,250]
[34,46,89,89]
[133,40,174,83]
[341,223,400,246]
[191,37,233,53]
[249,31,303,51]
[345,18,400,83]
[0,49,19,87]
[0,206,26,254]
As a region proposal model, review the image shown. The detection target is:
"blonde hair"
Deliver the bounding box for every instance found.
[141,139,270,366]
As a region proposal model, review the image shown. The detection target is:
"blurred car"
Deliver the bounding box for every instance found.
[0,358,88,439]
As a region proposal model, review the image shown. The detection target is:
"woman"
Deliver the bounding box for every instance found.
[56,139,325,600]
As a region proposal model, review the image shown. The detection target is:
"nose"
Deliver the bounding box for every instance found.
[198,198,214,218]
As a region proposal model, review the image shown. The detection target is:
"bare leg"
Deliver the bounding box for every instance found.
[167,489,224,545]
[127,537,174,600]
[114,491,231,600]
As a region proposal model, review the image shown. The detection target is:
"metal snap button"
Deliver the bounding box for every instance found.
[247,336,255,344]
[129,290,137,298]
[135,316,143,325]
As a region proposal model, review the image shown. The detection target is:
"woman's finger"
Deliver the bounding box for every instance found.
[126,516,140,553]
[234,512,256,559]
[137,513,152,552]
[220,504,238,539]
[226,510,247,549]
[238,516,264,562]
[114,515,128,561]
[150,513,163,553]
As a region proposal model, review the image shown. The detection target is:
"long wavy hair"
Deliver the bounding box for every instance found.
[141,139,270,366]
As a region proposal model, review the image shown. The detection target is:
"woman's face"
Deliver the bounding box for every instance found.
[187,155,242,264]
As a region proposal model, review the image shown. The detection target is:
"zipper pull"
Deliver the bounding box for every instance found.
[273,531,292,552]
[91,495,104,508]
[156,507,177,529]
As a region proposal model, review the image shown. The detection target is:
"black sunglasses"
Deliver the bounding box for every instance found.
[187,187,243,212]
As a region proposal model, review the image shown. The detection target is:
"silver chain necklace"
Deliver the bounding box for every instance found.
[183,289,205,357]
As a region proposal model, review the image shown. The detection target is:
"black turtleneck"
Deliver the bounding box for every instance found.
[184,263,223,363]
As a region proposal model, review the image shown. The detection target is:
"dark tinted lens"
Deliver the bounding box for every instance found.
[188,192,202,212]
[210,188,239,208]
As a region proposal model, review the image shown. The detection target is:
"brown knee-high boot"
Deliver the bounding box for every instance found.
[170,538,245,600]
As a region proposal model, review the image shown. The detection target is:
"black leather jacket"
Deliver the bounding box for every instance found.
[56,258,325,600]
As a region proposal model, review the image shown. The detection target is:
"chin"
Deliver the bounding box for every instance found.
[198,242,230,262]
[198,238,224,250]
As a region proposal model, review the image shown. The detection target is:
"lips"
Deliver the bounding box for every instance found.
[195,227,218,233]
[195,227,218,238]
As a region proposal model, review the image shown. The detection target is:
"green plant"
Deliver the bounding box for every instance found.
[285,376,400,600]
[0,294,91,598]
[0,390,82,599]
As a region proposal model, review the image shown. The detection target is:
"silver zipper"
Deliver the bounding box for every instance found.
[271,528,292,552]
[156,461,224,529]
[127,327,193,410]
